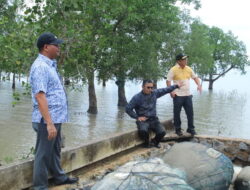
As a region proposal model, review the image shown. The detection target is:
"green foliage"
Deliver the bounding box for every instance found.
[22,81,31,96]
[21,0,201,83]
[1,0,249,97]
[12,91,20,107]
[0,0,36,79]
[185,19,214,78]
[208,27,250,75]
[184,20,250,88]
[3,156,14,164]
[20,146,35,160]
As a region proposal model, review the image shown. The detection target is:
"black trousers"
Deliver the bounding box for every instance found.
[32,121,67,190]
[173,95,195,131]
[136,117,166,145]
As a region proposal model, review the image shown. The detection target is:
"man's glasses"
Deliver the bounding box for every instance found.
[49,44,59,47]
[147,86,153,89]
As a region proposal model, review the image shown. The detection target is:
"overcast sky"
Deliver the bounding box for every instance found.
[187,0,250,56]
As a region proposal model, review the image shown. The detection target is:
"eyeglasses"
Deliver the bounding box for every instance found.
[47,44,59,47]
[50,44,59,47]
[146,86,153,89]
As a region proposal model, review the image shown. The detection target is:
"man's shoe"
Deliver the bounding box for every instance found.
[153,143,161,148]
[143,142,153,148]
[176,130,183,136]
[151,139,161,148]
[55,177,79,185]
[186,129,197,136]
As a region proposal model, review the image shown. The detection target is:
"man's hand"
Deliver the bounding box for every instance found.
[35,92,57,140]
[137,116,148,122]
[170,91,176,98]
[197,84,202,94]
[47,123,57,140]
[177,81,185,88]
[193,78,202,94]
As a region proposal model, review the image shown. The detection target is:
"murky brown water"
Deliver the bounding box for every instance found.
[0,68,250,162]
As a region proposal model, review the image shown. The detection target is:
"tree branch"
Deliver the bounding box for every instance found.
[213,66,234,82]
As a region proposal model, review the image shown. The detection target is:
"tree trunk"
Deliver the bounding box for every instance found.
[153,79,157,89]
[12,73,16,89]
[0,71,1,81]
[87,71,98,114]
[7,73,10,80]
[102,79,106,87]
[208,74,214,90]
[64,77,70,85]
[115,80,127,107]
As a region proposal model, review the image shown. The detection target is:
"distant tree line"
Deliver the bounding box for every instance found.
[0,0,249,113]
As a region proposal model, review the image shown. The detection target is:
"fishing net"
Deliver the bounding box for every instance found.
[234,166,250,190]
[91,157,194,190]
[162,142,234,190]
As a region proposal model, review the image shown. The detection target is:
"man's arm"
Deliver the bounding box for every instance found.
[167,80,177,98]
[125,97,148,122]
[125,97,139,119]
[156,84,180,98]
[35,92,57,140]
[193,77,202,93]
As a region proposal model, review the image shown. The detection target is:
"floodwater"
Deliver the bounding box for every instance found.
[0,68,250,162]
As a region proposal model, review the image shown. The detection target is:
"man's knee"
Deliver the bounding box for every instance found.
[157,130,166,138]
[138,129,149,138]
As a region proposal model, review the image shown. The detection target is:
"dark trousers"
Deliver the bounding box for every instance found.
[173,95,195,131]
[32,122,67,190]
[136,117,166,145]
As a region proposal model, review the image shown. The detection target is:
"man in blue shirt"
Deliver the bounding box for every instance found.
[30,32,78,190]
[126,80,180,148]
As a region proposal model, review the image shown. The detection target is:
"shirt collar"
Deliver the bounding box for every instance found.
[38,54,57,68]
[176,63,186,69]
[141,90,152,95]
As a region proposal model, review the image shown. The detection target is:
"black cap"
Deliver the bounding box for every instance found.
[176,53,189,61]
[37,32,63,50]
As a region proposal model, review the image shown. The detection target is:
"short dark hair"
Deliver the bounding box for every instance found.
[142,79,153,86]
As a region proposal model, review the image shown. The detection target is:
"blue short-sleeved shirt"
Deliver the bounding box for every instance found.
[30,54,68,123]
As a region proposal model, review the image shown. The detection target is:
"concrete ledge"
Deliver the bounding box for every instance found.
[0,119,173,190]
[0,159,33,190]
[60,130,143,172]
[0,129,143,190]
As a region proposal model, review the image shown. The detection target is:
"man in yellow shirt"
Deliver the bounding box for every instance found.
[167,53,202,136]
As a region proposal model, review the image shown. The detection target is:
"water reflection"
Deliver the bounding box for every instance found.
[0,69,250,162]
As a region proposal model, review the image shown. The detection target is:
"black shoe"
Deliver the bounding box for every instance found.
[55,177,79,185]
[143,142,153,148]
[151,139,161,148]
[153,143,161,148]
[176,130,183,136]
[186,129,197,136]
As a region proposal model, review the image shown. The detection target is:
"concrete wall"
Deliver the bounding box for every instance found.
[0,130,143,190]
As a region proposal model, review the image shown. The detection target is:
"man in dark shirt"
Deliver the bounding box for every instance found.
[126,80,180,148]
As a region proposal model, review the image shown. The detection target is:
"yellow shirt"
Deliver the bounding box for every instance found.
[167,64,197,96]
